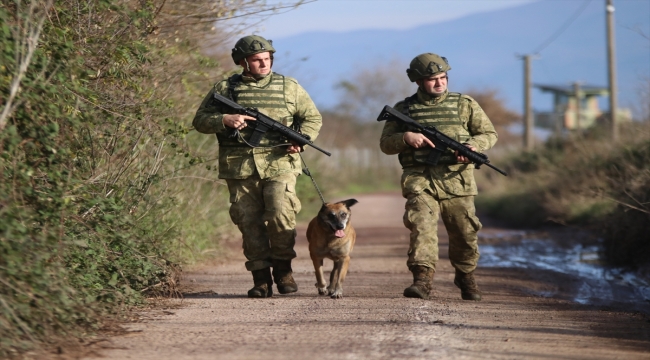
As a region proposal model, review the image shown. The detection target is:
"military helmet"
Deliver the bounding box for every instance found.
[406,53,451,82]
[231,35,276,65]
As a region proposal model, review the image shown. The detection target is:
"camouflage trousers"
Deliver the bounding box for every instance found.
[403,192,482,273]
[226,172,301,271]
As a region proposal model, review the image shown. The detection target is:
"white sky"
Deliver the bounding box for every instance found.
[255,0,538,39]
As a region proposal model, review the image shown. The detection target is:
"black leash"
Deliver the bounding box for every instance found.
[299,152,326,205]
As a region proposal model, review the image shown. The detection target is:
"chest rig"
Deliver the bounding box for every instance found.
[216,73,294,147]
[398,92,471,167]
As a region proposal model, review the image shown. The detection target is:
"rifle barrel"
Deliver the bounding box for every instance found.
[378,105,507,177]
[307,143,331,156]
[486,163,508,176]
[213,92,330,156]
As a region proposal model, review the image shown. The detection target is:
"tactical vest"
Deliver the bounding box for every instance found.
[216,73,294,148]
[398,92,472,168]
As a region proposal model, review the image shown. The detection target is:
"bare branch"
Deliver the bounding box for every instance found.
[601,194,650,214]
[0,0,54,131]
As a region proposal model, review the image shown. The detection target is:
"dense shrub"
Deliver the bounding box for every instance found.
[0,1,182,355]
[1,0,305,355]
[476,123,650,268]
[599,140,650,268]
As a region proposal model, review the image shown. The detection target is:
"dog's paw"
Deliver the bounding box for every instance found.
[317,287,328,295]
[329,289,343,299]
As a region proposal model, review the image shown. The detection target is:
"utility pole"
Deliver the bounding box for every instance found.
[522,54,534,150]
[574,82,582,133]
[606,0,619,141]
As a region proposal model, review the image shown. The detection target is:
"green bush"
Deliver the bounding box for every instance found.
[1,0,303,354]
[1,0,184,355]
[599,140,650,268]
[477,124,650,268]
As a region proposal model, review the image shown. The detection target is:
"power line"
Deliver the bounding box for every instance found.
[532,0,592,55]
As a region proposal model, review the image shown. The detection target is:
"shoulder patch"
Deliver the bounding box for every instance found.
[460,93,474,102]
[283,75,299,85]
[214,79,229,92]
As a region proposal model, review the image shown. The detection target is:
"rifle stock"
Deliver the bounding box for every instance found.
[377,105,507,176]
[212,92,331,156]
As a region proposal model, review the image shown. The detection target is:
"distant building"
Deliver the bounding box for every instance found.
[534,84,631,131]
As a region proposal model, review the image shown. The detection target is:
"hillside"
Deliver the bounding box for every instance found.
[270,0,649,115]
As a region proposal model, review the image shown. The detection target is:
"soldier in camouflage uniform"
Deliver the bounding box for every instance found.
[379,53,498,301]
[193,35,322,298]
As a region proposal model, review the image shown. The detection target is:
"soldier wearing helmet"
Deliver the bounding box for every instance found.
[380,53,498,301]
[193,35,322,298]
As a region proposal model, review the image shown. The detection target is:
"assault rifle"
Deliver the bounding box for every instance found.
[377,105,507,176]
[212,92,331,156]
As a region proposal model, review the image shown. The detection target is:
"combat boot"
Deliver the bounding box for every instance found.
[272,259,298,294]
[454,269,482,301]
[403,265,434,300]
[248,268,273,298]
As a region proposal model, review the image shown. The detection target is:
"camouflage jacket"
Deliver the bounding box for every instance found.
[379,89,498,199]
[193,72,322,179]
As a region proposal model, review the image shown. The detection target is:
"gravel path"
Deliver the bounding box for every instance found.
[83,193,650,360]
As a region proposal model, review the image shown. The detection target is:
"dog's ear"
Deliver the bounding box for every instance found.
[341,199,358,209]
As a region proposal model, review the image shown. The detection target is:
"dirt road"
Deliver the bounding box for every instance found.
[84,193,650,360]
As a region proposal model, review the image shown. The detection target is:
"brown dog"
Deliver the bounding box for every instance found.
[306,199,358,299]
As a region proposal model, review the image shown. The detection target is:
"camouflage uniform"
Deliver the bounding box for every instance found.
[380,88,497,274]
[193,71,322,271]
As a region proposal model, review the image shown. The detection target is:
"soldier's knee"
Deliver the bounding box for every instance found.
[229,202,243,225]
[264,182,300,222]
[466,211,482,232]
[230,200,266,228]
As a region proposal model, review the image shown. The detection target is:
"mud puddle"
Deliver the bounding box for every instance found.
[479,231,650,310]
